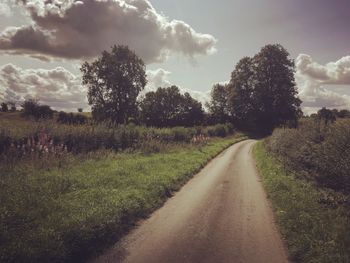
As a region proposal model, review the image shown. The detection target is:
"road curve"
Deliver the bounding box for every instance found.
[91,140,289,263]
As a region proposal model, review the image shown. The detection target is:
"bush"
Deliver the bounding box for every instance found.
[266,119,350,194]
[205,123,234,137]
[1,102,8,112]
[22,100,54,119]
[57,112,87,125]
[0,119,236,158]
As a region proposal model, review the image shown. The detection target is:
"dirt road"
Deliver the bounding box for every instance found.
[92,140,289,263]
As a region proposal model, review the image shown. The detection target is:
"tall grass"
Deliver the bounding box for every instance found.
[0,113,235,157]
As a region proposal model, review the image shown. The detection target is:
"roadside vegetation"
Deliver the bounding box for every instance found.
[254,116,350,262]
[0,126,246,262]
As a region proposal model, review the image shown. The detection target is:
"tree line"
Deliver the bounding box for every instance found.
[81,44,302,133]
[2,44,349,132]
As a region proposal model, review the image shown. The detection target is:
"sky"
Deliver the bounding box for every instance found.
[0,0,349,114]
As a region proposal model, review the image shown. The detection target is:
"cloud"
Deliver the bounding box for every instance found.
[0,0,217,63]
[0,64,210,112]
[295,54,350,114]
[0,3,11,17]
[0,63,88,111]
[145,68,210,105]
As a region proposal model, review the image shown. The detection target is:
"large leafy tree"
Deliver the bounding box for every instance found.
[229,44,302,134]
[206,83,231,124]
[81,45,147,123]
[140,86,204,127]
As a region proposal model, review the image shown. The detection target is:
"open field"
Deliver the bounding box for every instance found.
[254,142,350,263]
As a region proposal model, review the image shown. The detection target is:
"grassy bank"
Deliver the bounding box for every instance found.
[0,135,245,263]
[253,142,350,263]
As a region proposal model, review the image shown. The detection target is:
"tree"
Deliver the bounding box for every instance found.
[8,102,16,112]
[1,102,8,112]
[140,86,204,127]
[317,107,336,125]
[21,99,54,119]
[228,57,257,130]
[337,109,350,118]
[77,108,83,113]
[229,44,301,134]
[180,92,204,126]
[81,45,147,124]
[206,83,231,124]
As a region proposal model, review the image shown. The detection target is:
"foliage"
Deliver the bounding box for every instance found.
[228,44,302,134]
[21,99,54,120]
[57,112,87,125]
[77,108,83,113]
[254,142,350,263]
[1,102,8,112]
[0,136,245,263]
[0,113,236,157]
[317,107,336,125]
[204,123,235,137]
[140,86,204,127]
[81,45,147,124]
[266,118,350,194]
[206,83,231,124]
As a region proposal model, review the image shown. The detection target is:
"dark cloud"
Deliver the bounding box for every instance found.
[0,0,217,63]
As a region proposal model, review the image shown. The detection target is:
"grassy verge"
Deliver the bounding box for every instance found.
[1,135,246,263]
[253,141,350,263]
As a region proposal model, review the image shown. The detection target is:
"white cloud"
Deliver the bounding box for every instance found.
[295,54,350,114]
[0,64,211,112]
[0,64,87,111]
[0,3,11,17]
[145,68,210,105]
[0,0,217,63]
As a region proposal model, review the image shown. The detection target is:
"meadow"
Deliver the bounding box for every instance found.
[0,112,245,263]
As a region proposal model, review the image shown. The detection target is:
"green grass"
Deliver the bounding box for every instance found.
[253,141,350,263]
[0,135,246,263]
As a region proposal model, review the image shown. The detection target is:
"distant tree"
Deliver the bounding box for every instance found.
[1,102,8,112]
[81,45,147,124]
[180,92,204,126]
[77,108,83,113]
[228,44,302,134]
[206,83,231,124]
[317,107,336,125]
[8,102,16,112]
[140,86,204,127]
[338,109,350,118]
[57,111,87,125]
[22,99,54,119]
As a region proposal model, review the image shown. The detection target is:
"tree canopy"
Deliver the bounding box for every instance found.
[81,45,147,124]
[228,44,302,134]
[206,83,231,124]
[140,86,204,127]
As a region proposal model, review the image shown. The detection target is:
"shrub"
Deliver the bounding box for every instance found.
[22,100,54,119]
[1,102,8,112]
[266,119,350,194]
[57,112,87,125]
[205,123,234,137]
